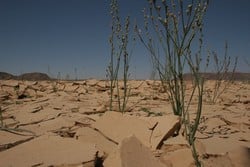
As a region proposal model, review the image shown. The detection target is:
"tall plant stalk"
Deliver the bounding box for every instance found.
[136,0,209,166]
[108,0,134,113]
[0,106,3,127]
[206,42,238,104]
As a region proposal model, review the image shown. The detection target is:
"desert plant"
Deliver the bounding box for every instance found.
[74,67,78,81]
[136,0,208,166]
[243,57,250,84]
[107,0,135,113]
[57,72,61,80]
[0,106,3,127]
[244,57,250,67]
[65,74,70,80]
[205,42,238,104]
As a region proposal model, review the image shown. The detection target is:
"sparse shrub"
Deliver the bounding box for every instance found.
[205,42,238,104]
[0,106,3,127]
[107,0,135,113]
[74,67,78,81]
[136,0,208,166]
[65,74,70,80]
[243,58,250,84]
[57,72,61,80]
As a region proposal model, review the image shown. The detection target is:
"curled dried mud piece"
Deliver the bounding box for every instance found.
[149,122,159,144]
[31,163,44,167]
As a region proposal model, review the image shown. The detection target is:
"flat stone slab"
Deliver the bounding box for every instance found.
[104,135,167,167]
[0,134,98,167]
[21,116,76,136]
[92,111,180,150]
[14,107,62,126]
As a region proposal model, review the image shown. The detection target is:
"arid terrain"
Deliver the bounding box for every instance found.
[0,73,249,167]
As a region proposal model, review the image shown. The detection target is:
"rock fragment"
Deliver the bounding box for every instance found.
[104,135,168,167]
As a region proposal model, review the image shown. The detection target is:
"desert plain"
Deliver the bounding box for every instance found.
[0,77,249,167]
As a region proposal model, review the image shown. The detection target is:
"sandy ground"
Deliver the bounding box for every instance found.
[0,79,249,167]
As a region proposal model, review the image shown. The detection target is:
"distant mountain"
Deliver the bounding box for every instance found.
[17,72,51,80]
[0,71,249,81]
[0,72,15,80]
[0,72,51,81]
[183,72,250,81]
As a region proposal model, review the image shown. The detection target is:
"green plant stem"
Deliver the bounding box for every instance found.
[137,0,209,166]
[108,0,133,113]
[0,107,3,127]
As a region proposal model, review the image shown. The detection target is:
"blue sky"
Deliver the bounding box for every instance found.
[0,0,249,79]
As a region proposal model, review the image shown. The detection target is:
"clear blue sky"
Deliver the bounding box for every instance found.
[0,0,249,79]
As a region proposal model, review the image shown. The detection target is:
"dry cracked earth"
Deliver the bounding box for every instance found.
[0,79,249,167]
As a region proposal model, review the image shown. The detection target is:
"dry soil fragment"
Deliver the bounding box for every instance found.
[0,134,98,167]
[104,135,168,167]
[92,111,180,150]
[75,127,117,154]
[161,148,194,167]
[228,146,250,167]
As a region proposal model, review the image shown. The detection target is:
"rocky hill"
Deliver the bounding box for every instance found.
[0,72,51,81]
[0,72,15,80]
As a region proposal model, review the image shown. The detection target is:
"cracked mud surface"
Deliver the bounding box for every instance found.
[0,80,249,167]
